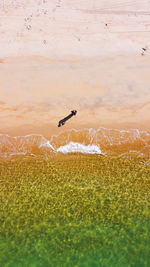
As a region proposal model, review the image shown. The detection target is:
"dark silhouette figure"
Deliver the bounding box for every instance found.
[58,110,77,127]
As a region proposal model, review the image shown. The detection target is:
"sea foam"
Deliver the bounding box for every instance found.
[57,142,102,154]
[0,127,150,157]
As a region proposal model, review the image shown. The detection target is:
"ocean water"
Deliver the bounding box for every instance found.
[0,127,150,158]
[0,127,150,266]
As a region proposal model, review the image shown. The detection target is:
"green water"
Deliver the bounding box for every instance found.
[0,155,149,266]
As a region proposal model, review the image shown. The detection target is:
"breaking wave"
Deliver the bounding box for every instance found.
[0,127,150,158]
[57,142,102,154]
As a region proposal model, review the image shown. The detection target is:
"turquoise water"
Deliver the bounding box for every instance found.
[1,220,149,266]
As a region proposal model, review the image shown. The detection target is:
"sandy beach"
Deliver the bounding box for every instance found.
[0,0,150,135]
[0,2,150,266]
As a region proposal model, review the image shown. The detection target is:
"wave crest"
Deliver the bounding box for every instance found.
[57,142,102,154]
[0,127,150,157]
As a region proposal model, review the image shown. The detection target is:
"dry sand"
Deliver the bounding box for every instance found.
[0,0,150,135]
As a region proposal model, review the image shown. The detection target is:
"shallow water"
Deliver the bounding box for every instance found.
[0,127,150,158]
[0,154,149,266]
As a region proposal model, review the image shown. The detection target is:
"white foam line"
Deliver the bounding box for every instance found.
[56,141,102,154]
[39,141,55,150]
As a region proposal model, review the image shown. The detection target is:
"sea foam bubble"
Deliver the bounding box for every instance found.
[57,141,102,154]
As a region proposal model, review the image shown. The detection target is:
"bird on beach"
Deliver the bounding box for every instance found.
[141,46,148,56]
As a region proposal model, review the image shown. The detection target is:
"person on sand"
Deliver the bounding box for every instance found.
[58,110,77,127]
